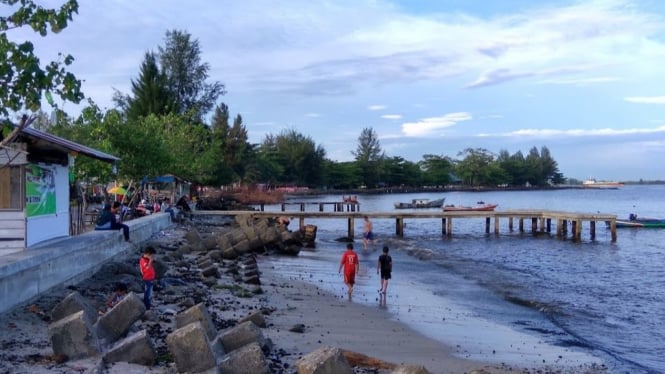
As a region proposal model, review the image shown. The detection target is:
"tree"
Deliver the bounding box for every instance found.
[260,129,326,187]
[352,127,383,188]
[123,52,176,120]
[419,154,454,186]
[158,29,225,121]
[0,0,83,117]
[456,148,495,186]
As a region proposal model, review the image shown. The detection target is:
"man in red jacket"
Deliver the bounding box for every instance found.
[139,246,156,309]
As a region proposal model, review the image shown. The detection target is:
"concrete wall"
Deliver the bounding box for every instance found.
[0,213,171,314]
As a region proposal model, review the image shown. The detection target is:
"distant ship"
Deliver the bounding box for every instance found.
[582,178,624,189]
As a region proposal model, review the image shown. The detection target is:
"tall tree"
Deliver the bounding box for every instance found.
[419,154,454,186]
[261,129,325,187]
[226,114,249,182]
[456,148,495,186]
[0,0,83,117]
[124,52,176,120]
[158,29,225,121]
[352,127,383,188]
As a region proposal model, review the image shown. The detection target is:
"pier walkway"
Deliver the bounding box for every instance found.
[196,209,618,242]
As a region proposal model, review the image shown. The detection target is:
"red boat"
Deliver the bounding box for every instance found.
[443,203,498,212]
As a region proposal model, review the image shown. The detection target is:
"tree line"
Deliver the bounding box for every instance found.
[2,3,565,190]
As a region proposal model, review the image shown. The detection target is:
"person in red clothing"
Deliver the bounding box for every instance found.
[139,246,156,310]
[338,243,359,298]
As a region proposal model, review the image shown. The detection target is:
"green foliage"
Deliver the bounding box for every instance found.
[260,128,325,187]
[352,127,384,188]
[158,29,225,121]
[124,52,177,120]
[0,0,83,115]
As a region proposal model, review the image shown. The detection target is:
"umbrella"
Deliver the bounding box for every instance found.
[108,186,127,194]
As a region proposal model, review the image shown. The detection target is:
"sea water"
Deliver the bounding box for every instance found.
[259,185,665,374]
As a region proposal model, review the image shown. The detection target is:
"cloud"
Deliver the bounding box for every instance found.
[305,113,321,118]
[402,112,472,137]
[539,77,620,85]
[368,105,386,110]
[479,125,665,138]
[381,114,402,120]
[624,96,665,104]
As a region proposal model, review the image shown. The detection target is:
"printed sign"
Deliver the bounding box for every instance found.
[25,164,56,217]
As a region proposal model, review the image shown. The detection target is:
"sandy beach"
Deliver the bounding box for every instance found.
[0,225,608,374]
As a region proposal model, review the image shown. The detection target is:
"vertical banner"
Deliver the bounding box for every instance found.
[25,164,56,217]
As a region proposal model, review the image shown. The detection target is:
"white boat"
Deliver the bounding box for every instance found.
[394,198,445,209]
[582,178,624,189]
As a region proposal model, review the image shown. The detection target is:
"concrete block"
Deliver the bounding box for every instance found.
[175,303,217,340]
[218,342,269,374]
[201,265,220,278]
[94,292,145,343]
[102,329,156,366]
[48,310,100,359]
[239,311,267,328]
[166,321,216,374]
[219,320,266,353]
[50,291,98,323]
[391,364,431,374]
[295,346,353,374]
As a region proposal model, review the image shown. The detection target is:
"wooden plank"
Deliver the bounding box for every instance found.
[0,210,24,220]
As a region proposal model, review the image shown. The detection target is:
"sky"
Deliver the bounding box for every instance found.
[8,0,665,181]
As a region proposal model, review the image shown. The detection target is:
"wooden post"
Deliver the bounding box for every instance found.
[348,217,355,239]
[519,218,524,232]
[446,217,452,237]
[260,203,264,211]
[546,218,551,233]
[485,217,490,234]
[556,219,563,237]
[319,203,323,212]
[539,217,546,232]
[299,217,305,231]
[494,217,500,235]
[571,220,578,242]
[509,217,514,232]
[610,220,617,242]
[562,220,568,236]
[590,221,596,241]
[281,203,285,212]
[396,218,404,236]
[531,217,538,233]
[300,203,305,212]
[575,220,582,241]
[442,218,447,235]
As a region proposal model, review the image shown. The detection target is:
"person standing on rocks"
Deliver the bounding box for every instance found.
[338,243,359,299]
[139,246,156,310]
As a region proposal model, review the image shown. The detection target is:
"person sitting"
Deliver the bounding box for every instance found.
[95,203,131,242]
[161,197,177,222]
[176,195,191,212]
[98,282,128,315]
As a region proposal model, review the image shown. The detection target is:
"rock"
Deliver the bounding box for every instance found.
[238,311,267,328]
[102,329,156,366]
[295,346,353,374]
[175,303,217,340]
[153,259,168,279]
[222,247,238,260]
[218,342,269,374]
[243,274,261,285]
[94,292,145,343]
[289,324,305,333]
[218,320,267,353]
[233,239,251,254]
[391,364,432,374]
[202,235,218,250]
[50,291,98,323]
[201,265,220,278]
[208,249,223,262]
[185,228,202,246]
[48,310,100,359]
[166,321,216,374]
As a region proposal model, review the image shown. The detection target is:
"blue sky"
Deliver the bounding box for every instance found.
[9,0,665,181]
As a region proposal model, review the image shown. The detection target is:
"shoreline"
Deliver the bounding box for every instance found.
[258,250,609,374]
[0,225,608,373]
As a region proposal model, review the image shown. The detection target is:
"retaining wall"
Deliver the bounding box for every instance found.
[0,213,171,314]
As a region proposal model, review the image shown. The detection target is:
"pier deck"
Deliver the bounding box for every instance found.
[194,209,618,242]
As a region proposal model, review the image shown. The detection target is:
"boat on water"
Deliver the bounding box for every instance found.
[443,203,498,212]
[610,213,665,228]
[394,198,445,209]
[582,178,624,189]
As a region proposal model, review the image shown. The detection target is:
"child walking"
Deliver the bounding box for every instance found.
[377,246,392,295]
[139,246,156,310]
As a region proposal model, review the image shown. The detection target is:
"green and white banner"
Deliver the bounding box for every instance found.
[25,164,56,217]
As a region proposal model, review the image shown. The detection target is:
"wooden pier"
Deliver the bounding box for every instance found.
[195,209,618,242]
[253,201,360,212]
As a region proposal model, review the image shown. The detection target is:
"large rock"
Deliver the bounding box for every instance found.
[218,320,266,353]
[102,329,156,366]
[48,310,100,359]
[238,311,267,328]
[50,291,98,323]
[175,303,217,340]
[295,346,353,374]
[218,342,269,374]
[391,364,431,374]
[166,321,216,374]
[94,292,145,343]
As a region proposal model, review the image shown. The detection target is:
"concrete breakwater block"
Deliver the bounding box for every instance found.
[219,320,267,353]
[166,321,216,373]
[50,291,98,323]
[102,329,156,366]
[295,346,353,374]
[48,310,100,359]
[175,302,217,340]
[218,342,269,374]
[94,292,145,343]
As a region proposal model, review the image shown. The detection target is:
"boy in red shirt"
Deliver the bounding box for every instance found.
[139,246,156,310]
[338,243,359,298]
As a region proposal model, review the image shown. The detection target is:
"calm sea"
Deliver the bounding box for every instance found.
[258,185,665,374]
